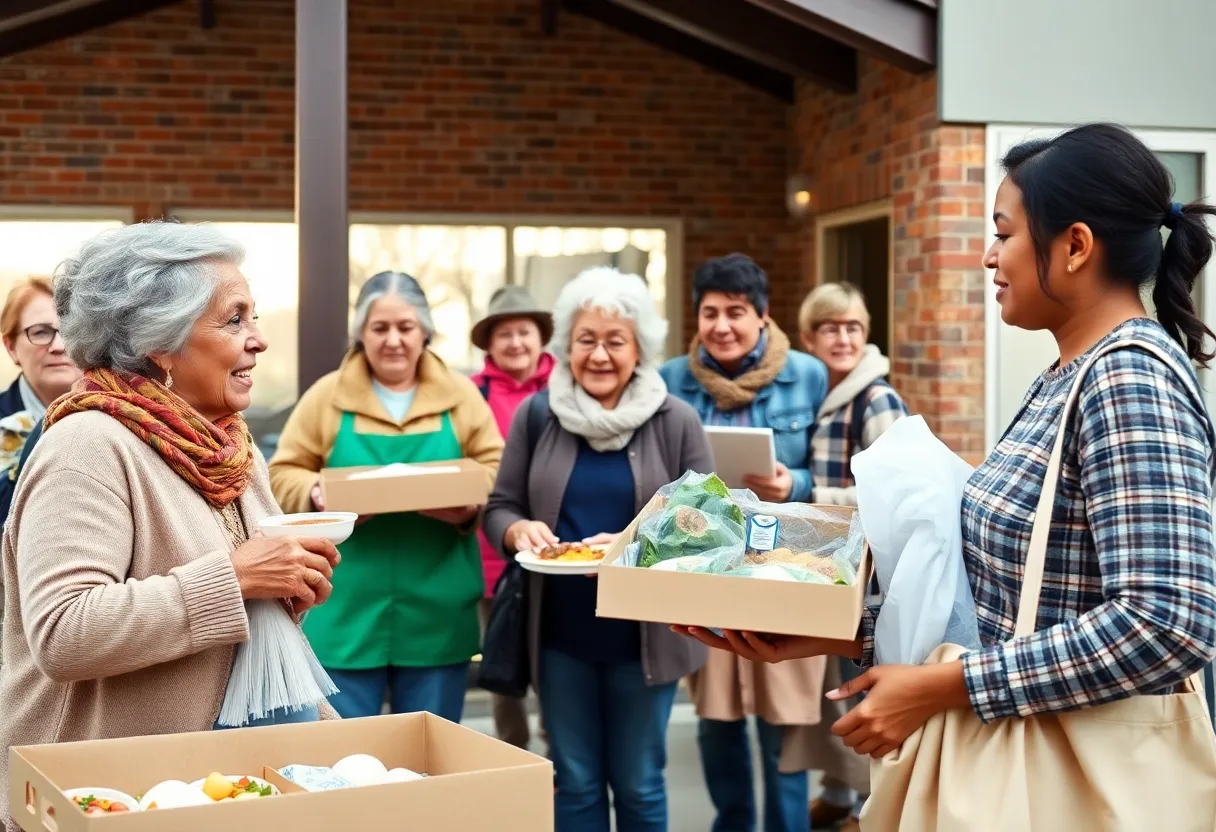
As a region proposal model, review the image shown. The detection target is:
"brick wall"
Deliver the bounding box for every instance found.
[0,0,800,342]
[794,58,987,462]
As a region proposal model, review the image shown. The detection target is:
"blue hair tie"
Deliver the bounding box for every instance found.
[1164,201,1184,229]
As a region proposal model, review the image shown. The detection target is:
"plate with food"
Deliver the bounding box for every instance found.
[187,773,279,803]
[515,542,609,575]
[64,789,139,816]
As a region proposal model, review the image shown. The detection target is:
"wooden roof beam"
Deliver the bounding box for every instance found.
[604,0,857,94]
[743,0,936,73]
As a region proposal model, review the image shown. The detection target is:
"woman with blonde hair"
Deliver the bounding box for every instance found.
[787,281,907,830]
[0,276,81,520]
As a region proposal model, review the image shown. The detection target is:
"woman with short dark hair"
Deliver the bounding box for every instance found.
[662,253,828,832]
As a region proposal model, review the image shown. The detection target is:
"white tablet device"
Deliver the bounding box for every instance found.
[704,426,777,488]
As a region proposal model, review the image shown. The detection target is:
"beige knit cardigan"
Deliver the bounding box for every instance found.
[0,411,290,829]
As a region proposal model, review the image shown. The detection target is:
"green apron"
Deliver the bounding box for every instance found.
[303,411,482,669]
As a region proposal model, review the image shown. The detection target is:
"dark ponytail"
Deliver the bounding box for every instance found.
[1003,123,1216,366]
[1156,202,1216,365]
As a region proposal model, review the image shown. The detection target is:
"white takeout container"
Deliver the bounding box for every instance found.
[258,513,358,545]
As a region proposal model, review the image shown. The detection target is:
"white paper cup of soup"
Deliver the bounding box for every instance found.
[259,512,358,545]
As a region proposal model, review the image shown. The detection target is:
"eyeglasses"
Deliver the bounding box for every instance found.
[23,324,60,346]
[813,320,865,338]
[573,336,632,355]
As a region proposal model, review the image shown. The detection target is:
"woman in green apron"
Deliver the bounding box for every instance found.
[269,271,503,721]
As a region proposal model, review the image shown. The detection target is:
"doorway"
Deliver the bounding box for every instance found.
[816,202,894,358]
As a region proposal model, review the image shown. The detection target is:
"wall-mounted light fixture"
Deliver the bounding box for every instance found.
[786,173,814,220]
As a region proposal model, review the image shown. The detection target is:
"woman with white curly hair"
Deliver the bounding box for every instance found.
[485,267,712,832]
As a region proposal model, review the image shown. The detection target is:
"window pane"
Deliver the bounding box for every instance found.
[348,224,508,373]
[0,219,124,389]
[512,226,668,356]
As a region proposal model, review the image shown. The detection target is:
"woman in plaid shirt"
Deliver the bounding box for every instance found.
[789,282,907,830]
[679,123,1216,782]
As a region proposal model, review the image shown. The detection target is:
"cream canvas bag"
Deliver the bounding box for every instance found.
[862,340,1216,832]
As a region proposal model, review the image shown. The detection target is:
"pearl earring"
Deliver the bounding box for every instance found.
[1067,264,1074,273]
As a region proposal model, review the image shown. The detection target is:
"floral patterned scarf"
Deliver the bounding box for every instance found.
[44,368,253,508]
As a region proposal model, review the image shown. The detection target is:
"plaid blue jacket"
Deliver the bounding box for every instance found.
[861,319,1216,722]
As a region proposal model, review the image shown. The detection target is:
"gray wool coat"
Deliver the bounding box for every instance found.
[483,393,713,690]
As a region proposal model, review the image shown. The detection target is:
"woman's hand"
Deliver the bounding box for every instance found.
[829,662,970,759]
[582,532,619,547]
[230,535,341,608]
[310,478,371,525]
[671,626,861,663]
[742,462,793,503]
[419,505,480,526]
[506,520,559,552]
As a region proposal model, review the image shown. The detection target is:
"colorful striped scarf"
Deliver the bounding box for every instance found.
[44,368,253,508]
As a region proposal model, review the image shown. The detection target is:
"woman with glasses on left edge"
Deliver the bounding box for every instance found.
[0,276,81,522]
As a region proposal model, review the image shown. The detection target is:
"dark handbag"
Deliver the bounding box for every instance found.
[474,391,551,698]
[476,561,530,697]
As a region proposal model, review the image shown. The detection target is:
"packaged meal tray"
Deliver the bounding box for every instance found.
[619,471,866,585]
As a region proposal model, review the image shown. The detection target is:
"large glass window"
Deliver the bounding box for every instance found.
[0,212,127,389]
[172,213,679,453]
[512,226,669,334]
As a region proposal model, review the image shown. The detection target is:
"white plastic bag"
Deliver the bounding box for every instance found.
[852,415,981,666]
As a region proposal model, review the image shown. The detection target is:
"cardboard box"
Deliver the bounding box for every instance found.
[9,713,552,832]
[596,498,870,640]
[320,459,491,515]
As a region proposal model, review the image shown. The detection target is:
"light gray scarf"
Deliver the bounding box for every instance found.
[547,364,669,452]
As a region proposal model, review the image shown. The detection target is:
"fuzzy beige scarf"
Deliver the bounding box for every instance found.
[688,322,790,411]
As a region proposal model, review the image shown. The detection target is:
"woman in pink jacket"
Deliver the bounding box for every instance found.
[469,285,554,749]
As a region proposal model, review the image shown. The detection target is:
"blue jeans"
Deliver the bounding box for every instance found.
[539,648,678,832]
[326,663,469,721]
[698,717,810,832]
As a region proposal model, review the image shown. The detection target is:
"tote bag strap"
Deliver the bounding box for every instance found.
[1014,338,1205,639]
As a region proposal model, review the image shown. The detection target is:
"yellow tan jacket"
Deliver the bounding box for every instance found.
[268,349,504,514]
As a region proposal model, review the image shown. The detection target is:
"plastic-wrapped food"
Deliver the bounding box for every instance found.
[623,471,866,586]
[638,504,746,569]
[636,472,746,569]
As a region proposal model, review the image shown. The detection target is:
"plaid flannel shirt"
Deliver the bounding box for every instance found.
[860,319,1216,722]
[809,380,907,506]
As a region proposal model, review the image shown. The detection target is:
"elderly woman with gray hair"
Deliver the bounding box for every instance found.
[484,267,712,832]
[269,271,503,722]
[0,222,342,830]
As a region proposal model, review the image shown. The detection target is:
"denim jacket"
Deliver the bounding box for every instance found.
[659,349,828,502]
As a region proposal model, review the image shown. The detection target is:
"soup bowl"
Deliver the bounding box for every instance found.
[258,512,359,545]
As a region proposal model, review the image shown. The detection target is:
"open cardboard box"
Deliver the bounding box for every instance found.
[10,713,552,832]
[596,497,870,640]
[319,459,490,515]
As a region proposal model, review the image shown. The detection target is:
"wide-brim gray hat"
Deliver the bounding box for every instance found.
[471,285,554,351]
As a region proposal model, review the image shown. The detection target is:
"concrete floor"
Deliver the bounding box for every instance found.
[463,690,807,832]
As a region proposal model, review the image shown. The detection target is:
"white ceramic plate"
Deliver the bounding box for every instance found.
[515,545,608,576]
[258,512,358,545]
[187,775,280,801]
[63,788,141,815]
